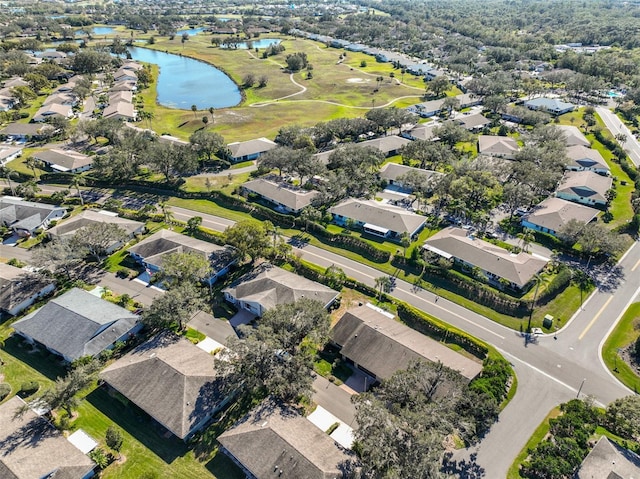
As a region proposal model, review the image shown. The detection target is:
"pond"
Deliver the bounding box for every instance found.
[126,46,241,109]
[76,27,115,36]
[177,26,206,36]
[221,38,281,50]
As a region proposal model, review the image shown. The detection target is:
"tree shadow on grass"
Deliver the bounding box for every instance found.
[85,387,187,464]
[2,335,67,381]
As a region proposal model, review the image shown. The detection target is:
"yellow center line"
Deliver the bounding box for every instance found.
[632,258,640,272]
[579,296,614,340]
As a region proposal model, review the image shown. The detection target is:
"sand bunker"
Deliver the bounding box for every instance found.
[347,78,369,83]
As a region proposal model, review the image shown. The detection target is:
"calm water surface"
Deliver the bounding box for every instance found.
[127,46,241,109]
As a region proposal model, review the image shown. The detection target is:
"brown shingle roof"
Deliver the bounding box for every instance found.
[478,135,519,157]
[524,197,599,233]
[242,178,319,212]
[556,170,613,202]
[329,199,426,236]
[227,137,277,159]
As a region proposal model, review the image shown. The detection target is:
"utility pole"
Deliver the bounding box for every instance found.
[527,275,541,333]
[576,378,586,398]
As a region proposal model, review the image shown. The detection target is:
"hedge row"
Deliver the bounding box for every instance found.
[593,129,639,182]
[537,266,572,306]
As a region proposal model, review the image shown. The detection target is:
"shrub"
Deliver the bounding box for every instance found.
[19,381,39,397]
[0,383,11,401]
[89,447,110,469]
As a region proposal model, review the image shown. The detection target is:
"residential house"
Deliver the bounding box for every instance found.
[108,80,137,93]
[128,229,236,284]
[101,332,232,441]
[113,68,137,82]
[477,135,519,159]
[121,61,144,72]
[0,146,22,165]
[102,101,136,121]
[330,198,426,240]
[226,137,277,163]
[565,145,609,174]
[0,122,54,141]
[575,436,640,479]
[0,263,55,316]
[424,67,447,81]
[53,76,83,94]
[412,98,447,117]
[457,113,491,132]
[524,97,575,115]
[402,122,439,141]
[378,163,442,191]
[0,196,66,237]
[33,148,93,173]
[331,303,482,383]
[108,90,133,104]
[2,77,28,89]
[357,135,411,156]
[521,197,600,237]
[43,92,78,107]
[242,177,320,214]
[457,93,483,108]
[33,102,73,122]
[423,227,548,291]
[555,170,612,207]
[48,210,145,252]
[36,50,67,62]
[0,396,96,479]
[345,43,366,52]
[0,92,17,112]
[223,263,339,317]
[13,287,141,363]
[557,125,590,148]
[218,400,355,479]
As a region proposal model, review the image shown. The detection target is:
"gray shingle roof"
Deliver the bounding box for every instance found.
[48,210,144,238]
[524,97,575,112]
[565,145,609,171]
[242,178,319,212]
[356,135,411,154]
[556,170,613,202]
[0,197,65,232]
[424,227,548,288]
[13,287,139,361]
[457,113,491,130]
[576,436,640,479]
[32,148,93,172]
[223,264,339,312]
[332,304,482,380]
[218,400,354,479]
[100,332,225,439]
[524,197,600,233]
[128,229,234,272]
[0,396,95,479]
[329,199,426,236]
[227,137,277,159]
[0,263,54,314]
[557,125,590,147]
[378,163,442,184]
[478,135,519,157]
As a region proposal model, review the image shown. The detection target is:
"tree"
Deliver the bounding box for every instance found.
[215,298,330,402]
[433,121,470,146]
[441,96,461,117]
[518,228,536,253]
[72,223,128,262]
[24,73,49,94]
[208,107,215,123]
[32,237,85,280]
[374,275,392,299]
[142,281,205,331]
[300,206,322,231]
[189,130,225,161]
[16,180,40,199]
[186,216,203,233]
[158,251,211,287]
[37,362,99,416]
[191,104,197,119]
[285,52,308,72]
[426,76,451,97]
[147,142,198,182]
[258,75,268,88]
[242,73,255,88]
[105,425,124,458]
[70,175,86,206]
[223,221,271,263]
[324,264,347,290]
[257,146,296,177]
[400,232,412,257]
[72,49,113,74]
[202,116,209,127]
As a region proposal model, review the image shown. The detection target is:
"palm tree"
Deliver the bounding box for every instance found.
[518,228,535,253]
[25,156,40,181]
[374,275,392,300]
[208,107,215,123]
[1,167,17,196]
[191,104,197,119]
[572,269,592,309]
[400,232,411,257]
[71,175,86,206]
[159,201,174,224]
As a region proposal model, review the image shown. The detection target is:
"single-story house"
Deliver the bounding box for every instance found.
[128,229,236,285]
[242,177,320,214]
[108,80,137,93]
[565,145,610,174]
[48,210,145,252]
[0,263,55,316]
[33,148,93,173]
[2,77,28,89]
[0,122,54,140]
[121,61,144,71]
[0,146,22,165]
[102,101,136,121]
[43,92,78,107]
[345,43,366,52]
[331,303,482,383]
[0,196,66,237]
[330,38,351,49]
[0,93,17,112]
[555,170,613,207]
[108,90,133,104]
[36,50,67,61]
[423,227,548,291]
[219,401,355,479]
[412,98,447,117]
[226,137,277,163]
[378,163,442,192]
[357,135,411,157]
[53,76,83,94]
[101,332,231,441]
[524,97,575,115]
[223,263,339,317]
[33,102,73,122]
[478,135,519,159]
[113,68,137,82]
[575,436,640,479]
[402,122,439,141]
[13,287,141,363]
[424,67,447,81]
[330,198,427,240]
[521,197,600,237]
[457,112,491,132]
[457,93,483,108]
[0,396,96,479]
[557,125,590,148]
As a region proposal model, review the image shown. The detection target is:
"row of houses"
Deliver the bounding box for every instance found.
[32,75,84,122]
[101,61,142,121]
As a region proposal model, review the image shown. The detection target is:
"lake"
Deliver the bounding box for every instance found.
[127,47,241,109]
[177,27,206,36]
[221,38,281,50]
[76,27,115,36]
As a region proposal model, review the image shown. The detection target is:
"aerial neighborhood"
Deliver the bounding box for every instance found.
[1,1,640,479]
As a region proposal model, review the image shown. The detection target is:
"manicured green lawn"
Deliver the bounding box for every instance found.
[602,302,640,393]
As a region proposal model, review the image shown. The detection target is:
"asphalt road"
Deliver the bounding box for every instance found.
[597,106,640,167]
